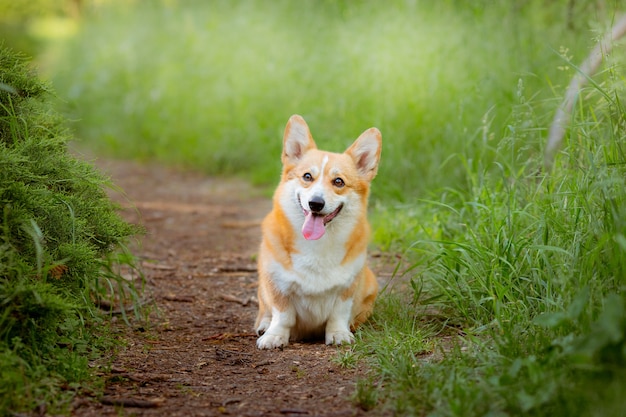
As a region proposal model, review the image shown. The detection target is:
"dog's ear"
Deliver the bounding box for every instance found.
[346,128,382,181]
[282,115,316,165]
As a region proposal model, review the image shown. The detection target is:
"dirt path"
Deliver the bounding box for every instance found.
[72,159,390,417]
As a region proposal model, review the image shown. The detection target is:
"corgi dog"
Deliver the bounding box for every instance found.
[255,115,381,349]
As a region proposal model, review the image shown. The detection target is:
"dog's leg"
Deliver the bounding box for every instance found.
[351,267,378,329]
[325,297,355,345]
[255,281,272,335]
[256,304,296,349]
[255,307,272,336]
[255,266,284,337]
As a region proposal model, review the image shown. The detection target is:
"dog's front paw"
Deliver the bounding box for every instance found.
[255,319,271,336]
[257,333,289,349]
[325,330,355,346]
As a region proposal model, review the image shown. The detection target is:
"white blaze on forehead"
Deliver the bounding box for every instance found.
[307,156,327,178]
[311,155,329,190]
[318,155,329,181]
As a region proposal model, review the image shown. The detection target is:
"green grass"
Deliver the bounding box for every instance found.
[353,64,626,415]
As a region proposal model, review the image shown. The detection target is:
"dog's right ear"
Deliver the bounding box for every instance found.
[282,115,317,165]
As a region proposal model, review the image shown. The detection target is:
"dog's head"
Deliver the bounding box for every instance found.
[280,115,382,241]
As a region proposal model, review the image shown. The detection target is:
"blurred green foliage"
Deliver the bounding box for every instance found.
[45,0,611,198]
[0,0,73,55]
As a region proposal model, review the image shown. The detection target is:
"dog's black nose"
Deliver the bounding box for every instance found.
[308,196,325,213]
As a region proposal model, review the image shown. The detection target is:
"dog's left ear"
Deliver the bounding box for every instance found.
[346,128,382,181]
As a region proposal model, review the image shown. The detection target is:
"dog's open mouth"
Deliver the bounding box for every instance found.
[300,201,343,241]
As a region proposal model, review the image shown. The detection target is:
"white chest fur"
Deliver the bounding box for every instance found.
[269,236,365,297]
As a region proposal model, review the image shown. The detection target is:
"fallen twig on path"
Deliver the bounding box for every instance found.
[96,297,153,315]
[202,332,257,341]
[141,261,177,270]
[100,396,164,408]
[218,293,255,306]
[163,294,195,302]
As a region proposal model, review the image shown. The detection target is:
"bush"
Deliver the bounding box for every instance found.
[0,47,138,415]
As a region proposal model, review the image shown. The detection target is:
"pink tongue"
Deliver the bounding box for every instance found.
[302,212,325,240]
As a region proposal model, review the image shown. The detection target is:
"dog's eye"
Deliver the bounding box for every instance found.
[333,177,345,188]
[302,173,313,182]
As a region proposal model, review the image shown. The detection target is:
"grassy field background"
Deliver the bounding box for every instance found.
[17,0,626,415]
[42,0,595,198]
